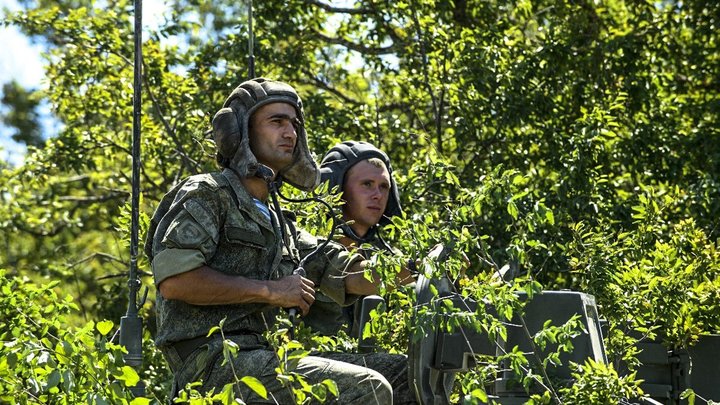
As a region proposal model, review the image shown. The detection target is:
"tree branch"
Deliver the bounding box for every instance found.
[300,70,411,114]
[301,70,362,105]
[410,8,441,153]
[312,29,398,55]
[143,73,202,176]
[57,192,127,203]
[304,0,374,14]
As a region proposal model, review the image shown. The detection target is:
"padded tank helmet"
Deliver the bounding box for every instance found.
[319,140,402,226]
[211,78,319,191]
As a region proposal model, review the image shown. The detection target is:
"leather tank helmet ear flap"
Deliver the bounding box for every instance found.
[211,78,320,192]
[319,140,402,226]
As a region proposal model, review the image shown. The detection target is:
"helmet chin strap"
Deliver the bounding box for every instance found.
[254,164,275,183]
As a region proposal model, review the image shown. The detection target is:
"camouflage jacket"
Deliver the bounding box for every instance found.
[301,230,399,336]
[146,169,363,348]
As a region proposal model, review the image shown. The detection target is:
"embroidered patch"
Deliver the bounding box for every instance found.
[174,220,207,245]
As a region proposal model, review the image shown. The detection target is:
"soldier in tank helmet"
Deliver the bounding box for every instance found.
[321,141,402,244]
[145,78,416,404]
[302,141,408,337]
[300,141,421,404]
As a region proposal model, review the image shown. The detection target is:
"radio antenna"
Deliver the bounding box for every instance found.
[119,0,146,397]
[248,0,255,78]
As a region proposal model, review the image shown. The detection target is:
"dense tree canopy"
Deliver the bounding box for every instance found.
[1,0,719,403]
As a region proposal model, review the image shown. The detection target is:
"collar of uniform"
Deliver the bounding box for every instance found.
[221,168,274,233]
[341,223,378,245]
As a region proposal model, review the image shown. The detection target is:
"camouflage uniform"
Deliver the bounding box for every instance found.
[301,232,417,404]
[304,140,404,337]
[147,168,394,404]
[300,140,416,404]
[302,233,397,336]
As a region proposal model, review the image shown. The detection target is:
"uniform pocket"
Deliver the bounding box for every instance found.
[225,225,267,249]
[214,223,270,278]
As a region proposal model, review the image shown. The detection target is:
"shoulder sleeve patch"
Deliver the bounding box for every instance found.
[183,199,220,245]
[172,220,208,246]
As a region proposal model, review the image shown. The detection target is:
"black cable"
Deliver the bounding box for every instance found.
[249,168,340,338]
[268,181,292,260]
[276,184,337,269]
[275,182,338,339]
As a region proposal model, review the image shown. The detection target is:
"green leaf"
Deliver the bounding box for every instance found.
[545,210,555,225]
[507,201,519,220]
[208,325,221,337]
[470,388,488,402]
[96,320,114,336]
[241,376,267,399]
[45,369,61,390]
[680,389,696,405]
[323,378,339,398]
[117,365,140,387]
[216,384,234,405]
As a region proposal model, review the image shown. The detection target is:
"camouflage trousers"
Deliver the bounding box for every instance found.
[163,335,415,404]
[317,352,417,405]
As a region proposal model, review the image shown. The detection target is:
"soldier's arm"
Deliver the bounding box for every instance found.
[158,265,316,316]
[344,260,415,296]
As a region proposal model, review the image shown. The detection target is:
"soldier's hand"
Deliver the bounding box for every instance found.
[269,275,315,316]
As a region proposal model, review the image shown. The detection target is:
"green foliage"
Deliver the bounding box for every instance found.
[558,360,642,404]
[1,0,719,401]
[0,270,147,404]
[568,204,720,353]
[0,81,44,147]
[170,318,343,404]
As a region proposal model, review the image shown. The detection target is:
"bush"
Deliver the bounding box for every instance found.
[0,269,151,404]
